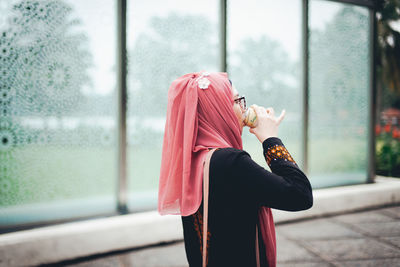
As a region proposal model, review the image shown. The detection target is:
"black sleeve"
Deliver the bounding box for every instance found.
[231,137,313,211]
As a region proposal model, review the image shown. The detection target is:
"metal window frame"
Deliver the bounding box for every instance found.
[324,0,376,8]
[117,0,128,214]
[368,6,377,183]
[302,0,310,175]
[220,0,227,72]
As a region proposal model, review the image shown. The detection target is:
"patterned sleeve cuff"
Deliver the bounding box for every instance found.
[262,137,297,167]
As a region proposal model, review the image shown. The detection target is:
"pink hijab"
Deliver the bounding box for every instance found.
[158,71,276,266]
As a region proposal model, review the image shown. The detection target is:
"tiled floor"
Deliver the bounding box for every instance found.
[44,205,400,267]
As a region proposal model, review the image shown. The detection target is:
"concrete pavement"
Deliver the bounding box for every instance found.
[42,205,400,267]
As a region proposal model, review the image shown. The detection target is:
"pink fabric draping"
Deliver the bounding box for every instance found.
[158,71,276,267]
[259,207,277,267]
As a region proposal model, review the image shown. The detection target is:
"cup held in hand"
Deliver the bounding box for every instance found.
[243,106,258,128]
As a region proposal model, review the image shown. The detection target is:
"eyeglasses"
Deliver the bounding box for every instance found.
[234,95,246,110]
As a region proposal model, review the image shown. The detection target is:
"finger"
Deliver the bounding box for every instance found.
[250,104,257,112]
[258,106,267,115]
[251,105,263,117]
[277,109,286,124]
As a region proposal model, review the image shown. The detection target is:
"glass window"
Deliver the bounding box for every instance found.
[0,0,117,226]
[309,0,370,187]
[0,0,375,228]
[227,0,303,168]
[127,0,220,211]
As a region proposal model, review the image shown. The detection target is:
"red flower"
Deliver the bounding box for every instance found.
[375,125,381,135]
[393,128,400,139]
[384,124,391,133]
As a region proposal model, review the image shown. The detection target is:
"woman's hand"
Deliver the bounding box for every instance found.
[249,105,286,143]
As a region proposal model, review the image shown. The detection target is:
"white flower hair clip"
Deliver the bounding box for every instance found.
[196,71,211,89]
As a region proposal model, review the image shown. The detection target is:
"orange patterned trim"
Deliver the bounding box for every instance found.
[192,208,211,266]
[265,144,297,166]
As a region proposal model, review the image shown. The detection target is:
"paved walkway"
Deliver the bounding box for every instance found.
[45,205,400,267]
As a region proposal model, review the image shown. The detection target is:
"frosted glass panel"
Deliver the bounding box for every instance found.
[0,0,117,226]
[309,1,370,187]
[127,0,219,211]
[227,0,303,168]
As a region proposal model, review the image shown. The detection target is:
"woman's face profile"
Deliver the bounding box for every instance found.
[232,85,245,132]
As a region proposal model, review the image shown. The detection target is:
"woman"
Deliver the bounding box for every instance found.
[159,71,313,267]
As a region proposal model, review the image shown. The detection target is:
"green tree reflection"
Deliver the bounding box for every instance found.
[0,0,92,117]
[310,6,369,134]
[128,13,217,117]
